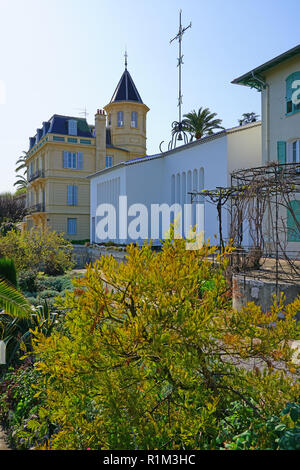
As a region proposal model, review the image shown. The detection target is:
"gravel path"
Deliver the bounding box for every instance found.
[0,427,10,450]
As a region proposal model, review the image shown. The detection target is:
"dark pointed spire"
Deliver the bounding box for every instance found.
[110,66,143,104]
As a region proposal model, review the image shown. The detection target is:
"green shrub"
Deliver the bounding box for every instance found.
[0,228,75,275]
[0,364,50,450]
[18,270,37,293]
[0,222,19,237]
[35,274,73,293]
[70,239,90,245]
[37,290,60,300]
[31,239,300,450]
[216,400,300,450]
[0,257,17,287]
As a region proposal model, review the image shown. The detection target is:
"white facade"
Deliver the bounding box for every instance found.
[89,122,261,246]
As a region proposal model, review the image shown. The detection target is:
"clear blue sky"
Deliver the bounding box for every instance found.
[0,0,299,192]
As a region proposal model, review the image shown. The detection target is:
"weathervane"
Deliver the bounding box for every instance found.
[165,9,192,151]
[124,48,128,70]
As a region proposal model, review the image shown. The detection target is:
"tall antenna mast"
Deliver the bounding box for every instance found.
[76,107,89,119]
[167,9,192,150]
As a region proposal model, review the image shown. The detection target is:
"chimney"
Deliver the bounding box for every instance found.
[95,109,106,171]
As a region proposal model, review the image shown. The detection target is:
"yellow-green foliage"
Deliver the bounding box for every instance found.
[0,228,74,275]
[31,239,300,450]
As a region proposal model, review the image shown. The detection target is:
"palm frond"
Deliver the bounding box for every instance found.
[0,279,32,319]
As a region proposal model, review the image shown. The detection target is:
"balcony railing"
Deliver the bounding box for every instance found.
[28,203,45,213]
[28,169,45,183]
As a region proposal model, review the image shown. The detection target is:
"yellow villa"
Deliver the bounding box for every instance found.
[24,63,149,240]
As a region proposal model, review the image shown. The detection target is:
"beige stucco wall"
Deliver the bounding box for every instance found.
[104,101,149,158]
[227,122,262,185]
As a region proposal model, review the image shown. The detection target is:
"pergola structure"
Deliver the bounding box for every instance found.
[189,162,300,290]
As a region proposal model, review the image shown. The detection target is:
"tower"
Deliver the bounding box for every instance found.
[104,55,149,159]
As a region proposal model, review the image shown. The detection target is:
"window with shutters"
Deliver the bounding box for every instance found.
[67,218,77,235]
[62,151,83,169]
[67,185,78,206]
[286,72,300,115]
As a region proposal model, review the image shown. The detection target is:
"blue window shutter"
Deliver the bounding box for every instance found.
[68,152,72,168]
[63,151,68,168]
[67,218,77,235]
[287,200,300,241]
[72,153,77,168]
[78,152,83,169]
[67,185,73,205]
[68,218,75,235]
[73,186,78,206]
[277,141,286,164]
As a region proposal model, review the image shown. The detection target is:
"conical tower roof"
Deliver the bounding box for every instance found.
[110,69,143,104]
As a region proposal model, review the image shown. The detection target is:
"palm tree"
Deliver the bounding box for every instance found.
[182,107,224,141]
[238,112,259,126]
[14,151,28,191]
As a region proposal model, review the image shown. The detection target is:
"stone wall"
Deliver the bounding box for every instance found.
[72,244,127,269]
[232,274,300,320]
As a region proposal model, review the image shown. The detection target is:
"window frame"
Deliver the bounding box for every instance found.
[105,155,113,168]
[63,151,84,170]
[68,119,78,136]
[117,111,124,128]
[131,111,138,128]
[67,185,78,206]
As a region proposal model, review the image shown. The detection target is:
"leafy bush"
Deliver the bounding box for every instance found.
[216,400,300,450]
[70,239,90,245]
[18,270,38,293]
[0,364,50,449]
[0,257,17,287]
[35,274,73,293]
[30,239,300,450]
[0,228,75,275]
[0,222,19,237]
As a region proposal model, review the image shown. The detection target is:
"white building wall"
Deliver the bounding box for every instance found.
[89,123,262,247]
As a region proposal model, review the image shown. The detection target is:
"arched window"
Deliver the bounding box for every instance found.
[286,72,300,115]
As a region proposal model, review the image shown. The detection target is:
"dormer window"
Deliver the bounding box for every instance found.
[131,111,138,128]
[117,111,124,127]
[68,119,77,136]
